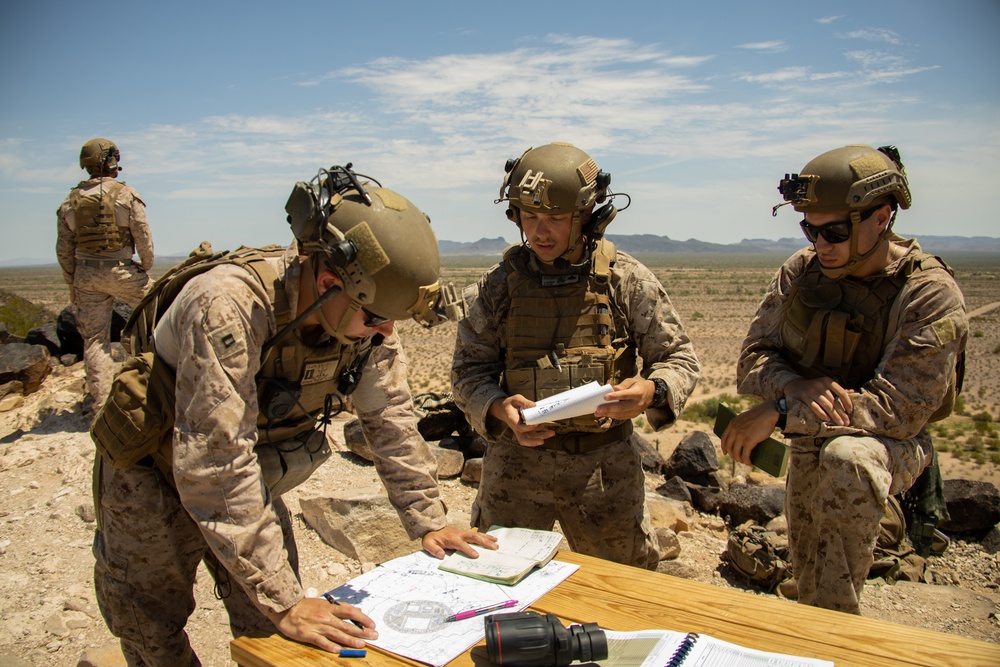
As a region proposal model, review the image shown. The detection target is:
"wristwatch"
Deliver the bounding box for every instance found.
[775,395,788,430]
[651,378,668,409]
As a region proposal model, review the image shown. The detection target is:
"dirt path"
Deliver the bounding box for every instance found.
[968,301,1000,318]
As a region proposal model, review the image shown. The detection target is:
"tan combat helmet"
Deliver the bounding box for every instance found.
[285,164,443,342]
[498,142,614,264]
[79,138,121,176]
[775,144,911,278]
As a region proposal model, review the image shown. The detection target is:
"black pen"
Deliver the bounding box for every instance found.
[323,593,366,630]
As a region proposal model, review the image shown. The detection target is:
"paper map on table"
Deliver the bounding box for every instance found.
[323,550,579,667]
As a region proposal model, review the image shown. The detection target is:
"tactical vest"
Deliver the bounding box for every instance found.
[779,249,960,421]
[70,181,133,253]
[501,240,637,433]
[95,242,368,495]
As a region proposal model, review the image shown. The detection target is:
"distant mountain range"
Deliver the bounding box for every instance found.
[3,234,998,268]
[440,234,1000,256]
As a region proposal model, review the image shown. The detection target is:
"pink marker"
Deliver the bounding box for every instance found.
[444,599,519,622]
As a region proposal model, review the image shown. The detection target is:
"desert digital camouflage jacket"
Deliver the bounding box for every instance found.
[737,237,968,442]
[153,243,447,614]
[452,247,701,439]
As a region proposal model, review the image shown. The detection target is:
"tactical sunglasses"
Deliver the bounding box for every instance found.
[799,205,881,244]
[361,306,391,328]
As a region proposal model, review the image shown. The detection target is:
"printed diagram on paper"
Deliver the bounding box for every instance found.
[324,551,579,667]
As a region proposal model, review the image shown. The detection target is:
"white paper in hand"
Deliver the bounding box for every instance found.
[520,381,614,425]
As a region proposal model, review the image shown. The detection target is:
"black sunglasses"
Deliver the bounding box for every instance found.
[799,205,881,244]
[361,306,391,328]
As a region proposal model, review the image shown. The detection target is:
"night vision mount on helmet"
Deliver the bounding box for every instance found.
[773,144,911,279]
[284,164,449,343]
[497,143,627,266]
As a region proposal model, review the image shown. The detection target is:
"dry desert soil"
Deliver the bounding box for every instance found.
[1,250,999,666]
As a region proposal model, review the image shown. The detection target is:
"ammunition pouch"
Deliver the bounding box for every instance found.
[90,351,175,470]
[256,429,332,497]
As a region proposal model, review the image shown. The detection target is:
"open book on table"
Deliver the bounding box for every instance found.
[604,628,833,667]
[437,525,563,585]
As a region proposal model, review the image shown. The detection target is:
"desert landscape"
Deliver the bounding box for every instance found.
[1,250,998,666]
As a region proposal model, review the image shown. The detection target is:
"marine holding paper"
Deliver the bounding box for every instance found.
[452,142,701,570]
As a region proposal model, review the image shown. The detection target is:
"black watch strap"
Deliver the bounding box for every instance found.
[651,378,668,409]
[775,395,788,429]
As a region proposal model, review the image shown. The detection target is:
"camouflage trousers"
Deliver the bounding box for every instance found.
[786,432,931,614]
[471,434,660,570]
[74,263,149,404]
[92,457,298,667]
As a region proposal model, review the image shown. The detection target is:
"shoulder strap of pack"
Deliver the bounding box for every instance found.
[591,238,616,282]
[125,243,291,355]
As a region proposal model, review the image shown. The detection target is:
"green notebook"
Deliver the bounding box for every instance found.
[713,403,789,477]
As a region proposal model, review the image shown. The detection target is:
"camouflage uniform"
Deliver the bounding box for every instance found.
[737,238,967,613]
[93,244,447,666]
[453,249,700,570]
[57,176,154,404]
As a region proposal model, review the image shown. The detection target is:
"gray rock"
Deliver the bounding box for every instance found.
[940,479,1000,534]
[632,431,665,472]
[299,486,419,562]
[25,323,61,356]
[718,483,786,527]
[432,445,465,479]
[655,527,681,560]
[662,431,718,484]
[342,419,373,462]
[0,343,51,394]
[655,475,692,503]
[979,524,1000,555]
[645,493,691,533]
[688,483,725,514]
[460,457,483,484]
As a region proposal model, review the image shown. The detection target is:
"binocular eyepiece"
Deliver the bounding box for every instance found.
[484,611,608,666]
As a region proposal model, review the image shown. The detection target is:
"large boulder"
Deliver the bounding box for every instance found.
[0,343,51,394]
[299,487,419,563]
[940,479,1000,534]
[718,483,786,527]
[25,322,61,356]
[662,431,718,485]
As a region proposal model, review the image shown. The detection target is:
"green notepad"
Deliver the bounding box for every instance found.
[713,403,789,477]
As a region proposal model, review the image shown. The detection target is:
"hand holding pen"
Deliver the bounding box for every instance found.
[445,599,519,622]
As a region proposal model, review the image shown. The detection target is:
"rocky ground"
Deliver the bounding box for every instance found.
[0,361,998,667]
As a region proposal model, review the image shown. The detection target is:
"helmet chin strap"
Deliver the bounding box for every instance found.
[819,208,896,279]
[309,273,363,345]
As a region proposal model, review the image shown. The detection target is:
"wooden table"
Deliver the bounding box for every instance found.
[232,550,1000,667]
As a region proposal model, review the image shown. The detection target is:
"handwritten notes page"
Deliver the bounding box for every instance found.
[437,526,565,584]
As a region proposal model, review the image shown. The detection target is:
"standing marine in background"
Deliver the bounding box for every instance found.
[452,142,701,570]
[56,138,154,408]
[721,144,967,613]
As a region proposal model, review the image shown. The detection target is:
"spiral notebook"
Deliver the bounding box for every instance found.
[601,629,833,667]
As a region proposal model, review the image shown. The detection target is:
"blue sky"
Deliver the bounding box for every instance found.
[1,0,998,264]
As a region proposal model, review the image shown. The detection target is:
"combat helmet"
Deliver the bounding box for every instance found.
[498,142,614,264]
[79,138,121,176]
[285,164,443,343]
[775,144,911,278]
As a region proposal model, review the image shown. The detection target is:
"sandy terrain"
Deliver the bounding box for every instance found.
[0,254,998,665]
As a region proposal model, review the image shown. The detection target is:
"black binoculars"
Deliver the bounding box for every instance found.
[484,611,608,666]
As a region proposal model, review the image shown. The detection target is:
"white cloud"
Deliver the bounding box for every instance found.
[736,41,788,53]
[841,28,902,45]
[817,16,842,24]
